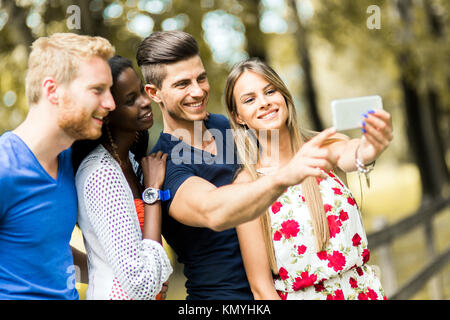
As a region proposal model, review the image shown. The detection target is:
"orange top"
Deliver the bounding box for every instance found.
[134,199,145,232]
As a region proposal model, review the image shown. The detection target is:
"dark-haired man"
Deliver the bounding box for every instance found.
[136,31,337,300]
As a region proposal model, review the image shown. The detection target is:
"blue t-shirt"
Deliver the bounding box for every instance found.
[151,113,253,300]
[0,132,79,300]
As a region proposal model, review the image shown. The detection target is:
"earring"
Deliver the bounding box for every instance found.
[134,131,141,143]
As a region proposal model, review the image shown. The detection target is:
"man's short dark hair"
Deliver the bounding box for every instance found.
[136,31,199,89]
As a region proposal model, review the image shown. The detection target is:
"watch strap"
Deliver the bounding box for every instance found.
[158,189,171,201]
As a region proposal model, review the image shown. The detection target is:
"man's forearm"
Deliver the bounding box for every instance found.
[172,127,340,231]
[200,174,287,231]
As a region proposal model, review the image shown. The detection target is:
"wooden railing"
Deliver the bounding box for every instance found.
[367,196,450,300]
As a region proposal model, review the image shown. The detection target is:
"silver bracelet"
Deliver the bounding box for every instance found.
[355,145,376,188]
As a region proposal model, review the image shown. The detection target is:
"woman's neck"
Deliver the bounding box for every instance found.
[104,129,136,166]
[257,126,293,169]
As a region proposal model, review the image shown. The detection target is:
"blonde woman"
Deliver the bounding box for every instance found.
[225,58,393,300]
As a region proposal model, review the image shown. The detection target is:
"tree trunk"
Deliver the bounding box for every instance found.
[288,0,323,131]
[423,0,450,184]
[242,0,267,62]
[395,0,444,300]
[395,0,446,198]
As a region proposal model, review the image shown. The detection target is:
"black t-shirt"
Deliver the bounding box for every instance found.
[150,113,253,300]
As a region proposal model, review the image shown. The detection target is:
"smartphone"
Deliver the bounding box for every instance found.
[331,95,383,131]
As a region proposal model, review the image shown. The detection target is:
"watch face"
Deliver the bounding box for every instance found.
[143,188,158,204]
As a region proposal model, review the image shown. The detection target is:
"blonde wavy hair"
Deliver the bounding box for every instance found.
[225,58,339,275]
[26,32,115,104]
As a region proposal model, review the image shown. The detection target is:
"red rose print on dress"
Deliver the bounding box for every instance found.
[334,289,345,300]
[271,201,283,214]
[362,249,370,264]
[367,288,378,300]
[352,233,362,246]
[266,169,385,299]
[273,230,282,241]
[334,178,344,187]
[356,267,364,276]
[280,219,300,239]
[339,210,349,221]
[347,197,357,206]
[326,289,345,300]
[277,291,288,300]
[317,251,328,260]
[292,271,317,291]
[358,292,368,300]
[279,267,289,280]
[327,250,346,272]
[297,245,307,255]
[349,277,358,288]
[314,281,325,292]
[327,215,342,238]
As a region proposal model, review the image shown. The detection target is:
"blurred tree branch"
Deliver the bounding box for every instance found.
[288,0,323,131]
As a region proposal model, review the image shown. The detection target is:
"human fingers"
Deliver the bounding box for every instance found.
[361,120,385,145]
[362,119,392,147]
[307,127,337,147]
[156,150,164,159]
[299,145,329,159]
[299,156,333,174]
[145,152,165,163]
[362,128,386,152]
[364,112,392,136]
[160,282,169,293]
[368,109,392,125]
[304,166,328,179]
[159,154,168,176]
[367,110,393,136]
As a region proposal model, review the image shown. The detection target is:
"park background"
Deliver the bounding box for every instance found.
[0,0,448,300]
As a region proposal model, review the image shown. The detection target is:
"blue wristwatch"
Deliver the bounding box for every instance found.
[142,187,171,205]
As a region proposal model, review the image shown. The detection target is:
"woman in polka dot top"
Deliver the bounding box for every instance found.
[72,56,172,300]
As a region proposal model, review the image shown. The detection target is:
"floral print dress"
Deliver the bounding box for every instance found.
[269,170,386,300]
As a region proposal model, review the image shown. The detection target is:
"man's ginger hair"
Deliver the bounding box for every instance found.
[25,32,115,104]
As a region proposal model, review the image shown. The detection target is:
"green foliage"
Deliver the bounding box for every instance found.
[0,0,448,159]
